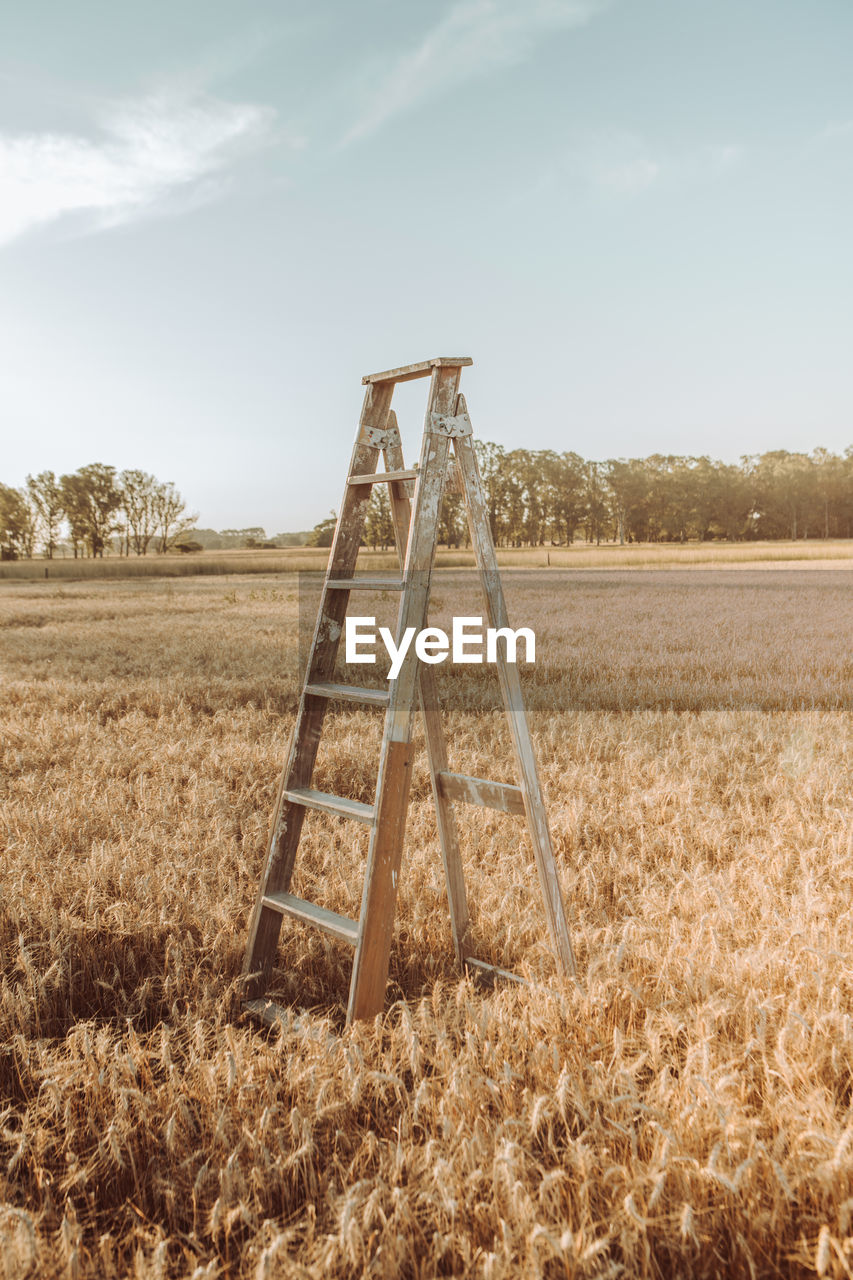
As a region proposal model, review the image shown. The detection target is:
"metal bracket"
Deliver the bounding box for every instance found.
[428,411,473,439]
[360,423,402,450]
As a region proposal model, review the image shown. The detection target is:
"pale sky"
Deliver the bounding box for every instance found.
[1,1,851,533]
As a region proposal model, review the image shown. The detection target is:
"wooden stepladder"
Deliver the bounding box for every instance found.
[242,356,576,1025]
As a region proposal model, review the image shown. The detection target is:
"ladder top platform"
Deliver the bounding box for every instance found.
[362,356,473,385]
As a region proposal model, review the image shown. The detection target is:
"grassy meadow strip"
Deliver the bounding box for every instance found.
[1,539,853,582]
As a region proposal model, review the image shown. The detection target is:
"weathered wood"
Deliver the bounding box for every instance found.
[383,415,471,965]
[305,681,389,707]
[262,892,359,945]
[464,957,527,987]
[437,771,525,816]
[243,357,576,1025]
[325,576,404,591]
[242,379,392,1000]
[453,401,578,980]
[347,367,462,1021]
[283,787,374,824]
[348,469,418,485]
[242,997,291,1028]
[362,356,473,385]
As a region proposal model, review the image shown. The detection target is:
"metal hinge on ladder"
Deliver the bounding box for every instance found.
[240,356,576,1027]
[361,422,402,450]
[429,410,472,438]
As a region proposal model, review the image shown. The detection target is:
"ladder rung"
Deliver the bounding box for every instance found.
[305,681,390,707]
[465,957,527,987]
[283,787,375,824]
[263,892,359,945]
[325,576,405,591]
[243,997,291,1027]
[348,469,418,485]
[437,771,525,816]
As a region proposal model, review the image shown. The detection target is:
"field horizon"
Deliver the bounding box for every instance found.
[2,538,853,584]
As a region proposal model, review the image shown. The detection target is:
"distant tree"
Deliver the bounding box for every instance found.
[365,489,394,551]
[713,462,752,541]
[438,487,466,548]
[0,484,33,559]
[689,457,721,541]
[605,460,649,544]
[474,440,508,542]
[747,451,815,540]
[59,473,87,557]
[583,462,610,546]
[542,451,586,545]
[26,471,64,558]
[242,529,270,548]
[306,512,337,548]
[221,527,266,546]
[811,448,847,539]
[119,469,160,555]
[152,482,197,553]
[272,531,311,547]
[60,464,122,557]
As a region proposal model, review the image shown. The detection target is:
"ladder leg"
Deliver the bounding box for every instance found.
[452,399,578,980]
[347,367,461,1021]
[242,381,394,1000]
[383,417,471,965]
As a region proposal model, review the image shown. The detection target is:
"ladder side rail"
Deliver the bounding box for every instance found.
[382,415,471,965]
[452,396,578,979]
[242,381,394,999]
[347,366,461,1021]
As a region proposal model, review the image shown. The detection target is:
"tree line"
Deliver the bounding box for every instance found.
[351,444,853,550]
[0,465,196,560]
[6,443,852,561]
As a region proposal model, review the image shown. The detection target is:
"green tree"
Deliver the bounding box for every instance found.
[365,489,394,550]
[26,471,64,558]
[747,451,815,540]
[119,469,160,555]
[152,481,197,553]
[548,451,587,545]
[604,460,649,544]
[473,440,508,543]
[0,484,33,559]
[583,461,610,545]
[306,511,337,548]
[60,464,121,557]
[811,448,846,539]
[438,488,466,548]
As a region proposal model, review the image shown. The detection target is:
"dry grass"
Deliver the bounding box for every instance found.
[1,569,852,1278]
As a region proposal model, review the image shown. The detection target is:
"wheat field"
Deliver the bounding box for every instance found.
[2,567,853,1278]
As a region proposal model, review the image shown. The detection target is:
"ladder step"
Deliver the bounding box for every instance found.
[348,469,418,486]
[326,576,405,591]
[437,771,525,816]
[465,957,527,987]
[362,356,473,385]
[305,681,390,707]
[242,997,292,1028]
[263,892,359,945]
[283,787,375,824]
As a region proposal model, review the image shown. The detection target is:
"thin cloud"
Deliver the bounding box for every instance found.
[0,93,277,247]
[556,135,745,199]
[341,0,608,145]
